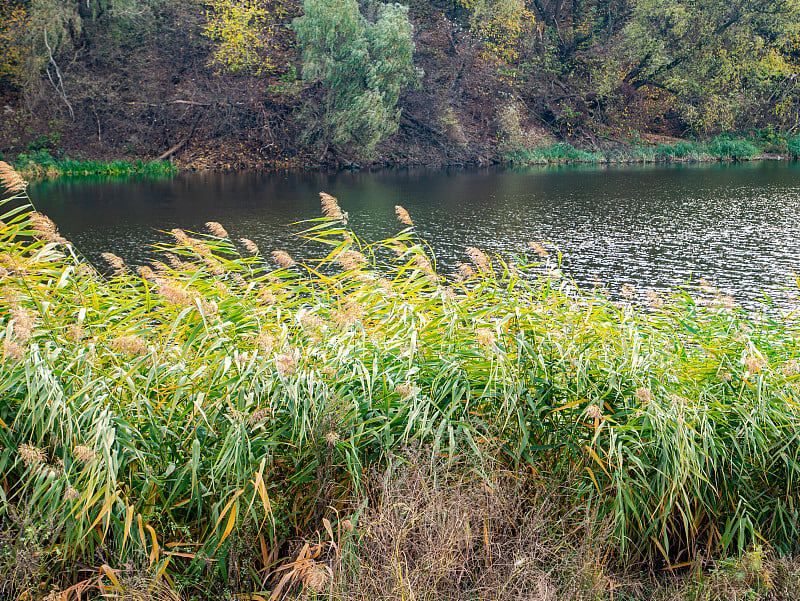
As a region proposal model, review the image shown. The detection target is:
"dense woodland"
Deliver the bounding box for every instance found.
[1,0,800,168]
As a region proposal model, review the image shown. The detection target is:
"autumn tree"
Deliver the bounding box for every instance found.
[293,0,420,159]
[606,0,800,132]
[202,0,277,75]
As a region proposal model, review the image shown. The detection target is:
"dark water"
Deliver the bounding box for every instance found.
[30,161,800,304]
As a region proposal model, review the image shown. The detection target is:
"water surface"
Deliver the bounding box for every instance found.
[30,161,800,304]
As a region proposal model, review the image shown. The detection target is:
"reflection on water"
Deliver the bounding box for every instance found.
[30,161,800,305]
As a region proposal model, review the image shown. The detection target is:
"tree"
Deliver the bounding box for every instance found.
[606,0,800,132]
[293,0,421,159]
[202,0,276,75]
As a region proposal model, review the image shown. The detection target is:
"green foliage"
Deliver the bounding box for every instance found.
[655,141,697,159]
[13,150,177,177]
[293,0,421,158]
[3,175,800,598]
[607,0,800,133]
[788,135,800,157]
[704,136,758,160]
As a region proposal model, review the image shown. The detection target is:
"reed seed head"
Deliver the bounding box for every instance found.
[744,355,766,374]
[646,289,664,309]
[456,262,476,279]
[29,212,67,245]
[112,335,148,357]
[621,284,635,300]
[3,339,24,361]
[528,241,548,257]
[247,407,272,427]
[0,161,27,194]
[73,445,98,464]
[101,253,126,277]
[271,250,296,269]
[466,247,490,273]
[586,404,602,419]
[12,307,34,341]
[336,249,367,270]
[476,327,495,348]
[158,281,194,306]
[19,444,46,468]
[395,205,413,226]
[170,228,191,245]
[320,192,344,220]
[67,324,85,342]
[396,383,414,400]
[240,238,260,255]
[304,564,329,592]
[257,332,276,352]
[137,265,157,281]
[205,221,228,238]
[275,348,299,376]
[165,252,191,271]
[635,387,652,403]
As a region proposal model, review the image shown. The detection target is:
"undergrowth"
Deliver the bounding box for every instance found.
[507,136,765,166]
[13,150,177,178]
[0,162,799,599]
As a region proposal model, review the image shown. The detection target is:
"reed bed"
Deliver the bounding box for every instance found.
[13,151,177,178]
[1,162,799,598]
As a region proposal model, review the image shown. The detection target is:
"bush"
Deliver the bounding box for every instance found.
[704,136,758,160]
[293,0,421,159]
[788,135,800,158]
[655,140,698,160]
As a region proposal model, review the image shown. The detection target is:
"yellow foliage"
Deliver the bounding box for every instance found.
[456,0,535,64]
[203,0,276,75]
[0,2,27,87]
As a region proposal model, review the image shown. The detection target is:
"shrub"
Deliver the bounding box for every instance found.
[293,0,421,159]
[787,135,800,158]
[704,136,758,160]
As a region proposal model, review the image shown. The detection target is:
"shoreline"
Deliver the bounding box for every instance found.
[10,143,798,180]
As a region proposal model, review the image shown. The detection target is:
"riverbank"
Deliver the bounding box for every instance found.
[5,133,800,178]
[2,163,799,599]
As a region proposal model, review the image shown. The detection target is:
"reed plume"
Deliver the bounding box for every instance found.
[466,247,490,273]
[272,250,296,268]
[320,192,344,220]
[240,238,260,255]
[528,241,548,257]
[29,212,67,245]
[101,252,126,277]
[395,205,413,226]
[205,222,229,238]
[0,161,26,194]
[336,249,367,270]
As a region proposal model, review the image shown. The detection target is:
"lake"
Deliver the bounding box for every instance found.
[30,161,800,306]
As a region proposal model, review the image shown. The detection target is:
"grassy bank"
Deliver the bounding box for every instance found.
[9,150,177,178]
[1,162,799,599]
[507,135,800,166]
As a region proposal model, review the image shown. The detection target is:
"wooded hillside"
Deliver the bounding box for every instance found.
[1,0,799,169]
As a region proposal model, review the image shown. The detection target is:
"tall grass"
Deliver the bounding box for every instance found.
[13,150,177,178]
[507,137,764,166]
[1,163,799,597]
